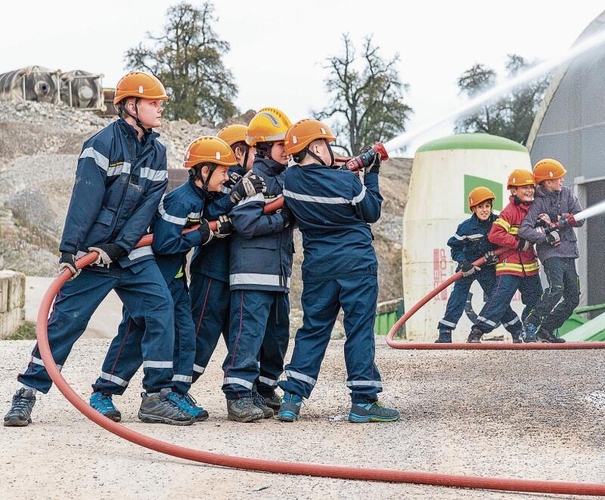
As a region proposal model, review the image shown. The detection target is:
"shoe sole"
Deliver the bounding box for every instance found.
[277,411,299,422]
[138,412,194,426]
[91,410,121,422]
[348,413,400,423]
[3,417,31,427]
[194,412,209,422]
[227,413,264,422]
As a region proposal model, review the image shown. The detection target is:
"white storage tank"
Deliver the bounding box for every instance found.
[402,133,532,341]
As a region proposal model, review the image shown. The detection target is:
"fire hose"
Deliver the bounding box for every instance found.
[34,169,605,496]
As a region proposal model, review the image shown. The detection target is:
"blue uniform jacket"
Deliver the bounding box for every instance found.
[151,178,211,283]
[229,157,294,292]
[518,185,584,261]
[189,166,243,282]
[59,118,167,268]
[283,163,382,282]
[448,213,498,268]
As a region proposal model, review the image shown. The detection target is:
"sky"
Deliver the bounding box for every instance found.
[1,1,604,155]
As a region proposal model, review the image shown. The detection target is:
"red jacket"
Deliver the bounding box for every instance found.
[488,196,540,277]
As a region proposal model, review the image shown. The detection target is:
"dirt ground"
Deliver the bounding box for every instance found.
[2,279,605,499]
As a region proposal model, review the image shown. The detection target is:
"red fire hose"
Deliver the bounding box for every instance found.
[34,211,605,495]
[386,249,605,349]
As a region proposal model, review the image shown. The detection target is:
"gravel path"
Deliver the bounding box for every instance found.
[3,334,605,499]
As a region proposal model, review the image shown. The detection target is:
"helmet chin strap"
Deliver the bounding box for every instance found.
[122,98,152,135]
[305,140,334,167]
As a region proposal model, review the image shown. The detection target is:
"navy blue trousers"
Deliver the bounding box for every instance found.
[279,274,382,404]
[19,262,174,394]
[189,273,230,383]
[222,289,290,399]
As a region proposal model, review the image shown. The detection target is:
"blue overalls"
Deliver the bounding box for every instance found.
[278,163,383,405]
[189,166,243,383]
[91,178,212,396]
[222,157,293,400]
[18,119,174,394]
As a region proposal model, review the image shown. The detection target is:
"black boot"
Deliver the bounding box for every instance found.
[537,329,566,343]
[435,329,452,343]
[467,327,483,343]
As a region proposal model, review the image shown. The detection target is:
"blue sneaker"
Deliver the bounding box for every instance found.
[278,392,303,422]
[90,392,121,422]
[522,322,538,343]
[348,401,400,423]
[169,392,209,421]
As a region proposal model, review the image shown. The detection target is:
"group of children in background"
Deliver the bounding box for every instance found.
[436,160,583,344]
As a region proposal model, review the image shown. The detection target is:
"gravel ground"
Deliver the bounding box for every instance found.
[3,332,605,499]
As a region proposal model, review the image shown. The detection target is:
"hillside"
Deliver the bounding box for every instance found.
[0,101,412,307]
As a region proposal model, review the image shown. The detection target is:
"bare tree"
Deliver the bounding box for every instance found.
[124,1,238,125]
[315,34,413,155]
[455,55,551,145]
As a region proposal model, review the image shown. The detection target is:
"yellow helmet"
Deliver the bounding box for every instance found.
[468,187,496,210]
[183,136,237,169]
[533,158,567,184]
[246,107,292,146]
[507,169,535,189]
[217,124,248,147]
[284,119,336,156]
[113,72,168,105]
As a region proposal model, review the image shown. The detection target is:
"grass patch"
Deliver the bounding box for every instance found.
[6,321,37,340]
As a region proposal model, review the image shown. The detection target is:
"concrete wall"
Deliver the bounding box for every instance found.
[0,270,26,339]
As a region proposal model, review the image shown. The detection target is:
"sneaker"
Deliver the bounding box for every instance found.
[511,335,522,344]
[263,392,283,412]
[4,388,36,427]
[277,392,303,422]
[537,329,566,343]
[90,392,121,422]
[522,322,538,343]
[348,401,400,423]
[171,392,209,421]
[435,330,452,343]
[227,396,265,422]
[138,388,195,426]
[467,328,483,343]
[252,391,274,418]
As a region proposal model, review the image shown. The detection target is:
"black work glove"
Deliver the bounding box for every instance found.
[88,244,126,265]
[459,262,481,277]
[213,215,233,238]
[230,173,266,203]
[197,219,214,245]
[279,203,294,229]
[58,252,81,279]
[545,230,561,247]
[483,251,498,266]
[517,238,530,251]
[363,147,381,174]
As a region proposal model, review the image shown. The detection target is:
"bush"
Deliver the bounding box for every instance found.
[6,321,37,340]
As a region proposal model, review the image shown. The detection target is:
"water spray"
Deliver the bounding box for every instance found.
[573,199,605,221]
[382,26,605,153]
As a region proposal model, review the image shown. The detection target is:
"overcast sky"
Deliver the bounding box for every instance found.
[2,1,604,155]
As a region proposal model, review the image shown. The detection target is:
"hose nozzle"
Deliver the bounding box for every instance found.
[344,142,389,172]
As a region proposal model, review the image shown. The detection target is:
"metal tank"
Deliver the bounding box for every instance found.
[0,65,60,103]
[59,70,105,110]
